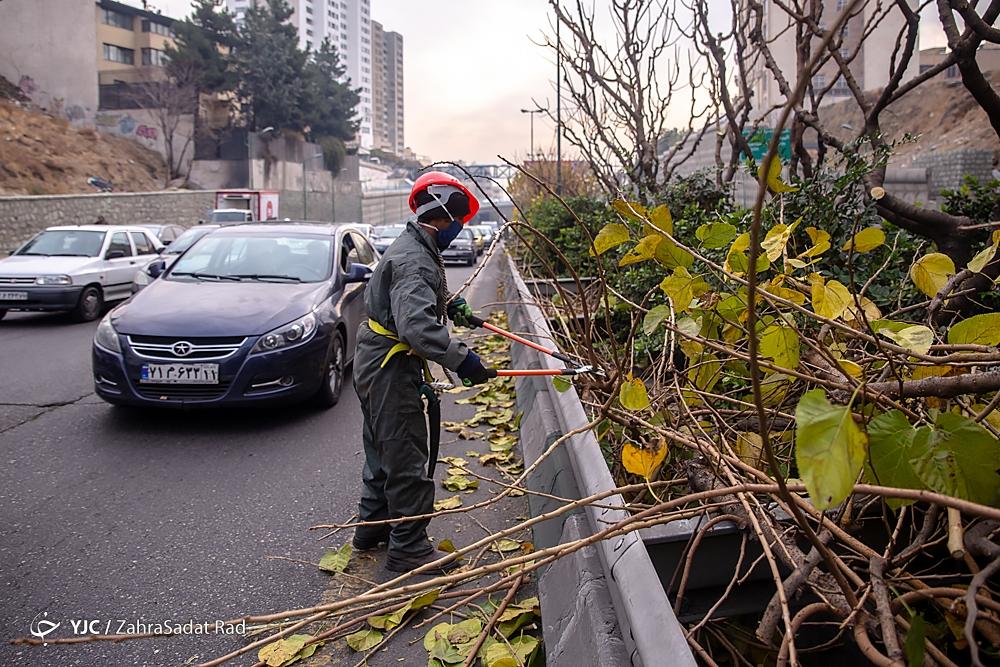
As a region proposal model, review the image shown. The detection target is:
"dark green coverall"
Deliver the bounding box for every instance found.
[353,220,469,558]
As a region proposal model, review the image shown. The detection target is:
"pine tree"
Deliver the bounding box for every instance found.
[164,0,236,95]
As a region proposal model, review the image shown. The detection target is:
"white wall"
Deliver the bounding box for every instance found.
[0,0,99,119]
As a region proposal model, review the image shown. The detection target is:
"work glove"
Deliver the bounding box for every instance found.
[447,297,475,328]
[457,350,491,386]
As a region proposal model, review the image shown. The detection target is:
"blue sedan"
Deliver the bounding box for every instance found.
[92,224,377,409]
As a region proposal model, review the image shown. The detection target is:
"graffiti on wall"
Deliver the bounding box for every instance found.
[94,112,157,143]
[136,125,158,140]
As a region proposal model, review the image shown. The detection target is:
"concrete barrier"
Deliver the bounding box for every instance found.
[501,254,695,667]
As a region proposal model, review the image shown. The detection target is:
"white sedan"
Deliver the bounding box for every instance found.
[0,225,163,322]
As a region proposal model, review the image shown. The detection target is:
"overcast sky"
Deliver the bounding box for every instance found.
[135,0,947,164]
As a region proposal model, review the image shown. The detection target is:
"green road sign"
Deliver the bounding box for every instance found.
[742,128,792,162]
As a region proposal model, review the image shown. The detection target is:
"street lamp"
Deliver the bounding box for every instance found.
[520,108,547,161]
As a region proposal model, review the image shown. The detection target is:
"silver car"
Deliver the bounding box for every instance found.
[0,225,163,322]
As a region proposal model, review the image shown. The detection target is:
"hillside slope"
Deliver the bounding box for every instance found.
[0,99,166,196]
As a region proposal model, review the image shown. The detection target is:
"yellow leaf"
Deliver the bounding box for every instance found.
[968,242,998,274]
[612,199,647,222]
[590,223,630,256]
[622,440,668,479]
[259,635,322,666]
[619,376,651,411]
[842,227,886,253]
[763,279,806,305]
[947,313,1000,346]
[618,235,661,267]
[733,431,764,466]
[802,227,831,258]
[811,279,852,319]
[759,324,800,371]
[910,253,955,297]
[762,223,794,261]
[433,495,463,511]
[879,324,934,355]
[837,359,863,379]
[844,296,882,325]
[648,204,673,235]
[759,156,798,193]
[659,267,709,314]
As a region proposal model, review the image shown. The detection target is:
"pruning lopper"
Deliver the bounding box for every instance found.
[464,315,603,385]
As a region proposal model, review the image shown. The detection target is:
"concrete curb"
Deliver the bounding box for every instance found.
[500,255,695,667]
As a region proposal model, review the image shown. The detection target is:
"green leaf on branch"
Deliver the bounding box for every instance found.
[968,241,998,273]
[484,635,540,667]
[618,235,661,267]
[904,613,926,667]
[345,629,383,652]
[620,376,651,411]
[552,375,573,392]
[642,304,672,336]
[654,237,694,269]
[695,221,737,249]
[794,389,868,510]
[865,411,924,509]
[369,589,441,631]
[590,223,630,256]
[908,412,1000,506]
[318,543,352,573]
[759,324,800,371]
[841,227,885,253]
[910,252,955,297]
[878,324,934,356]
[947,313,1000,346]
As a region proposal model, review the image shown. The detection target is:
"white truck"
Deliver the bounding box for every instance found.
[210,190,280,223]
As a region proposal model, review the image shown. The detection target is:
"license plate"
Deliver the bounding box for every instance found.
[140,363,219,384]
[0,291,27,301]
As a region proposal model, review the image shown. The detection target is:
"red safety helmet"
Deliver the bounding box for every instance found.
[408,171,480,224]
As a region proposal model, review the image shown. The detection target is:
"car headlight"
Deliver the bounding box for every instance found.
[94,314,121,353]
[251,313,318,354]
[36,275,72,285]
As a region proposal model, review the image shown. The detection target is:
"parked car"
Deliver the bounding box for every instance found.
[131,225,220,294]
[92,223,377,409]
[209,209,255,224]
[470,224,495,247]
[441,228,477,266]
[355,223,374,239]
[0,225,163,322]
[371,224,405,253]
[467,225,486,255]
[138,224,185,246]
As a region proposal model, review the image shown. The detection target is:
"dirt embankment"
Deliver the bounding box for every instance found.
[0,98,166,196]
[821,70,1000,161]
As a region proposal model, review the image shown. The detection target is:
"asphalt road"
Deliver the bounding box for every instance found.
[0,262,479,667]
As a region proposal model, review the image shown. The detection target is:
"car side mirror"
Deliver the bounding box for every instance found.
[106,249,126,260]
[345,263,372,283]
[147,259,167,279]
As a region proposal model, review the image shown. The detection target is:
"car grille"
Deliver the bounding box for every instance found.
[135,381,232,401]
[126,335,247,360]
[0,276,36,285]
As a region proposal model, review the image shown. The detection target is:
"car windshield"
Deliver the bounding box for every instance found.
[168,233,333,283]
[17,230,105,257]
[165,227,214,255]
[457,229,473,240]
[375,226,403,239]
[213,211,249,223]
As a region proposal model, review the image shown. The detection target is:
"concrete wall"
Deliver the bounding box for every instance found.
[911,148,995,194]
[362,191,410,226]
[94,109,195,178]
[0,0,99,119]
[0,190,215,252]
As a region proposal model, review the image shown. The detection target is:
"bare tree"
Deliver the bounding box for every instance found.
[126,64,198,187]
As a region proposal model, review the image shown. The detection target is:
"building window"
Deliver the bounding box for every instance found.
[103,43,135,65]
[812,72,826,89]
[836,0,847,9]
[946,63,959,78]
[141,19,172,36]
[141,47,168,66]
[101,8,133,30]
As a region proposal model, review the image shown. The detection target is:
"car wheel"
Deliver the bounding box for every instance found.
[314,334,346,408]
[72,286,103,322]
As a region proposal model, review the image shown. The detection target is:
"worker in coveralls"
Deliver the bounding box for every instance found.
[353,171,489,573]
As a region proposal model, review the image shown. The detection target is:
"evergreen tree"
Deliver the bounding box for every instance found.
[163,0,236,94]
[303,39,360,142]
[231,0,307,131]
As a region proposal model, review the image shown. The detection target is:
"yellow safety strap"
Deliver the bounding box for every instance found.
[368,318,433,381]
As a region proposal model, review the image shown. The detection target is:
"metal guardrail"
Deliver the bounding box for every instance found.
[503,254,696,667]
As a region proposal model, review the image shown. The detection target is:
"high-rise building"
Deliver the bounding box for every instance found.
[370,20,404,155]
[747,0,919,114]
[226,0,374,148]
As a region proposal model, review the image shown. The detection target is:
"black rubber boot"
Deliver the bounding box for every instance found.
[352,527,390,551]
[385,550,460,574]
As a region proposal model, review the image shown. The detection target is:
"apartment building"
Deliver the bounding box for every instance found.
[920,43,1000,80]
[747,0,919,115]
[226,0,375,148]
[371,21,404,155]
